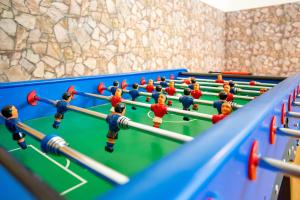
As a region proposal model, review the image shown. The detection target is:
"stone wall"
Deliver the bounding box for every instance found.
[225,3,300,76]
[0,0,225,82]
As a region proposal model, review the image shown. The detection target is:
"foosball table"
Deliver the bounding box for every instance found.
[0,68,300,200]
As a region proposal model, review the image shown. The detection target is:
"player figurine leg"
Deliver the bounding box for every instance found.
[105,103,126,153]
[53,92,72,129]
[1,105,27,149]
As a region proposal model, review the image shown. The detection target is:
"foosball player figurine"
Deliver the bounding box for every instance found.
[191,83,202,110]
[159,76,168,88]
[212,102,232,124]
[1,105,27,149]
[145,79,155,102]
[213,91,227,114]
[188,78,197,90]
[110,88,122,112]
[215,74,225,83]
[229,81,238,94]
[129,83,140,110]
[179,88,194,121]
[53,92,72,129]
[152,85,163,103]
[223,83,234,102]
[260,88,268,94]
[150,94,168,128]
[105,103,126,153]
[165,80,176,106]
[109,80,120,95]
[183,77,192,85]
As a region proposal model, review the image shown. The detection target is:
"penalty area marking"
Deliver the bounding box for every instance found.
[147,111,196,123]
[8,144,87,196]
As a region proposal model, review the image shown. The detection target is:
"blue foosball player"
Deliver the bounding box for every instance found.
[109,80,120,95]
[213,91,228,114]
[229,81,238,94]
[159,76,169,88]
[152,85,163,103]
[1,105,27,149]
[179,88,194,121]
[53,92,72,129]
[105,103,126,153]
[129,83,140,110]
[188,78,197,90]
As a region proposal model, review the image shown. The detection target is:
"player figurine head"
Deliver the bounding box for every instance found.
[148,79,153,85]
[62,92,72,102]
[191,78,196,85]
[169,80,175,88]
[229,81,235,88]
[132,83,139,90]
[113,80,119,87]
[158,94,167,105]
[114,103,126,115]
[183,88,191,96]
[217,74,222,81]
[218,91,228,100]
[194,83,200,91]
[115,88,122,97]
[1,105,18,119]
[156,85,162,92]
[161,76,166,81]
[221,102,232,115]
[223,84,230,93]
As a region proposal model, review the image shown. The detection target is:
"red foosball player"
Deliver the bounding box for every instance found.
[1,105,27,149]
[150,94,168,128]
[215,74,225,83]
[165,80,176,106]
[223,83,234,102]
[191,83,202,110]
[105,103,126,153]
[260,88,268,94]
[183,77,192,85]
[212,102,232,124]
[110,88,122,112]
[145,79,154,102]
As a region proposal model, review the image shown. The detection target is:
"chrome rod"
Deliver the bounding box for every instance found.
[293,101,300,106]
[177,77,276,87]
[67,105,193,143]
[260,156,300,178]
[79,91,213,120]
[287,111,300,119]
[165,79,271,90]
[17,122,129,185]
[278,128,300,138]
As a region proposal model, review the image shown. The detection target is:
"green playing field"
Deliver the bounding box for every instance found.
[0,95,249,199]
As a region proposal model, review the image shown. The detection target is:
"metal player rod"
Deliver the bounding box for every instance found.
[293,101,300,106]
[67,105,193,142]
[30,93,193,143]
[260,157,300,178]
[278,128,300,138]
[164,79,271,90]
[177,77,276,87]
[16,122,129,185]
[162,82,261,95]
[72,90,213,120]
[138,85,252,101]
[287,111,300,119]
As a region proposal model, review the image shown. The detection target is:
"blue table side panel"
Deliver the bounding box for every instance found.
[101,73,300,200]
[0,69,187,124]
[0,165,34,200]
